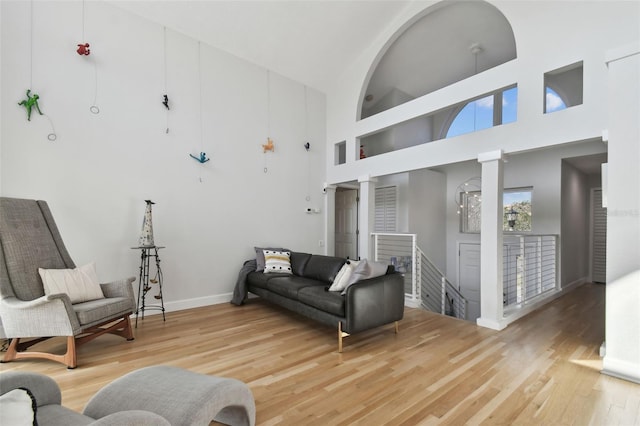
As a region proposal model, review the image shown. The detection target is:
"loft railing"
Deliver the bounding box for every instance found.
[503,234,558,309]
[372,233,467,320]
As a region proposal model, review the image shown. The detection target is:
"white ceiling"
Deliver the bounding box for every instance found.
[110,0,413,93]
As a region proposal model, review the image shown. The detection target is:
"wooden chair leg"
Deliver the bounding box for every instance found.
[2,336,77,369]
[394,321,399,334]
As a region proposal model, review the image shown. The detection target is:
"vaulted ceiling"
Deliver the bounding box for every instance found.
[110,0,413,92]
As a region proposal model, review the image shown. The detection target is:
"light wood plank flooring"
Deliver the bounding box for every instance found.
[2,283,639,425]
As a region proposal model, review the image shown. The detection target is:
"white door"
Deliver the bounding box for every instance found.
[335,189,358,259]
[591,188,607,283]
[459,243,481,321]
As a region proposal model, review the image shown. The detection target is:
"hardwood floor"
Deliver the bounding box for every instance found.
[2,283,639,425]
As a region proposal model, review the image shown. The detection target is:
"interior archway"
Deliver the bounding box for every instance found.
[360,1,517,120]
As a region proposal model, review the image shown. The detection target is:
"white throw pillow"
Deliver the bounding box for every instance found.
[263,250,293,274]
[0,388,37,426]
[328,260,360,292]
[39,262,105,303]
[341,259,389,295]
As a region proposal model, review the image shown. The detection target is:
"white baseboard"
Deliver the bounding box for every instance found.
[602,356,640,384]
[134,292,233,317]
[476,317,508,330]
[562,276,588,292]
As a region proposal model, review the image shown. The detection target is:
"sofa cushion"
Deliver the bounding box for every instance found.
[266,276,323,300]
[290,252,312,276]
[302,255,346,283]
[73,297,132,326]
[298,286,345,317]
[247,271,286,290]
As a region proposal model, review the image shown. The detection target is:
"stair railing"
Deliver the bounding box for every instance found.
[372,233,467,320]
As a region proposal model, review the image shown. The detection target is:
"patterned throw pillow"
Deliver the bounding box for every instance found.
[263,250,293,274]
[254,246,289,271]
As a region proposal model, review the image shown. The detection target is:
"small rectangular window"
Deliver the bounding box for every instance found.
[335,141,346,165]
[544,61,583,114]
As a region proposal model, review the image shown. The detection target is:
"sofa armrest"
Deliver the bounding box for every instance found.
[0,371,62,406]
[343,273,404,334]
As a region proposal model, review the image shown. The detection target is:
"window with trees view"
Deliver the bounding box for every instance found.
[460,188,532,233]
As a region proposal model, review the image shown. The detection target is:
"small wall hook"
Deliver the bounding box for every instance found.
[304,142,310,151]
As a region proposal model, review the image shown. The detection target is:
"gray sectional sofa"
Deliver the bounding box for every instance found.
[237,251,405,352]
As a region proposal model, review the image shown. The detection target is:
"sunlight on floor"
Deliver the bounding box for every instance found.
[571,358,603,372]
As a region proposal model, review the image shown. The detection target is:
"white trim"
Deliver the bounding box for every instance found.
[358,175,378,183]
[134,293,233,317]
[477,149,505,163]
[605,41,640,66]
[476,316,507,330]
[602,357,640,384]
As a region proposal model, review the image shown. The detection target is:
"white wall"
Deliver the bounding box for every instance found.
[603,43,640,383]
[441,141,607,287]
[1,1,326,310]
[408,169,446,271]
[325,1,638,183]
[560,160,590,286]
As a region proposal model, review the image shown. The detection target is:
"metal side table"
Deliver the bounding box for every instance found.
[132,245,166,327]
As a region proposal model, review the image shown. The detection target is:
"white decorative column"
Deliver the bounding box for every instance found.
[323,184,337,256]
[476,150,506,330]
[602,43,640,384]
[357,175,377,260]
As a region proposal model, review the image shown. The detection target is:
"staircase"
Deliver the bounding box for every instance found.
[372,233,467,320]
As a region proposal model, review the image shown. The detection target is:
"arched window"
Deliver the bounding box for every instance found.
[360,1,517,120]
[445,86,518,139]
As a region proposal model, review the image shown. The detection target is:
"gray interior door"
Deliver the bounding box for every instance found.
[335,189,358,260]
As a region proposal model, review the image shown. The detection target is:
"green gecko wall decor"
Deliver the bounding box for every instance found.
[18,89,43,121]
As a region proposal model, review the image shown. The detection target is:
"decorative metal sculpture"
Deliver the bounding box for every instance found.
[18,90,43,121]
[76,43,90,55]
[262,137,275,153]
[189,152,210,163]
[162,94,170,110]
[138,200,155,247]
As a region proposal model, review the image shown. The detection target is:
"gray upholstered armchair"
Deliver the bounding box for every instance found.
[0,197,136,368]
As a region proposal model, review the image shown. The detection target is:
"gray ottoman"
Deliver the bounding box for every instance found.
[84,366,255,426]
